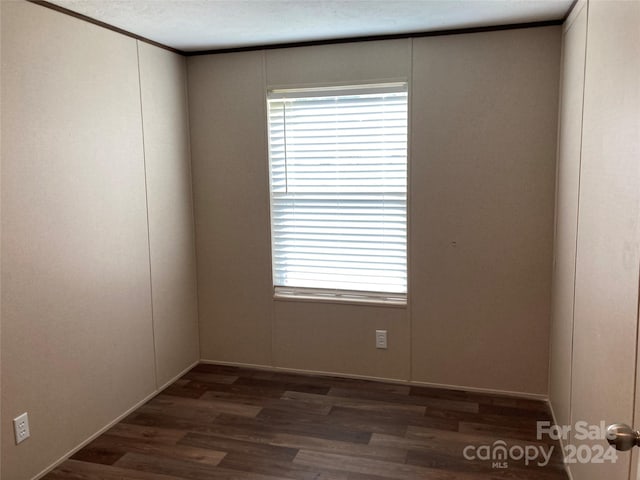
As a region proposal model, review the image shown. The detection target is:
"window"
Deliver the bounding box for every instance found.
[267,83,408,305]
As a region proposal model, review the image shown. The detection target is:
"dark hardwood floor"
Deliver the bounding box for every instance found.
[43,364,569,479]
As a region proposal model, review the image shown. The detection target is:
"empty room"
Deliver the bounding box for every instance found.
[1,0,639,479]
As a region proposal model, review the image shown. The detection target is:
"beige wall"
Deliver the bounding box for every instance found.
[189,28,561,394]
[548,0,587,430]
[138,42,200,387]
[188,51,274,366]
[0,2,197,478]
[268,40,412,380]
[410,28,560,394]
[549,1,640,478]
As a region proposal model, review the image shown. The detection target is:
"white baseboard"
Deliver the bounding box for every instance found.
[409,378,547,401]
[199,359,549,401]
[199,359,409,384]
[32,360,199,480]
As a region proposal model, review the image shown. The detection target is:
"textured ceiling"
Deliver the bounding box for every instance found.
[47,0,573,52]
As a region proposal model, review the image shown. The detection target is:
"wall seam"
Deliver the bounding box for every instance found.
[262,49,276,369]
[182,56,202,362]
[407,38,414,383]
[135,41,160,389]
[568,0,588,441]
[547,20,565,405]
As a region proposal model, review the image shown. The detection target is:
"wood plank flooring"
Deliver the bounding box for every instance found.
[43,364,569,479]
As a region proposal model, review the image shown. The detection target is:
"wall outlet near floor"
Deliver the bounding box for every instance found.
[375,330,388,349]
[13,412,30,444]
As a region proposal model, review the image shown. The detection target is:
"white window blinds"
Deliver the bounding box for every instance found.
[267,83,408,301]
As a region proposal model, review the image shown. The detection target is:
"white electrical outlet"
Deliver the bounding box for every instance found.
[375,330,388,349]
[13,412,30,445]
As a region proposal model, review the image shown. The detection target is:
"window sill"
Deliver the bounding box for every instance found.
[273,287,407,308]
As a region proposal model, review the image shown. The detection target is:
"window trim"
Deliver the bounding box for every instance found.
[274,286,407,308]
[267,82,409,305]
